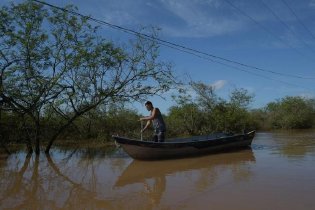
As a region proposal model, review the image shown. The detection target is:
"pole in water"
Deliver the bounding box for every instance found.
[140,120,143,141]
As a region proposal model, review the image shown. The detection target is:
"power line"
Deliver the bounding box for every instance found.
[280,0,315,41]
[141,35,312,90]
[31,0,315,85]
[259,0,315,55]
[115,29,312,89]
[223,0,315,64]
[155,37,312,89]
[192,51,312,90]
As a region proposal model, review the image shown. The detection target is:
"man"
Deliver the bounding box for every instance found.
[139,101,166,142]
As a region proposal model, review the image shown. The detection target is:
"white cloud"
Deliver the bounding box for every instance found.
[211,80,227,90]
[310,0,315,7]
[299,92,315,99]
[84,0,247,38]
[159,0,246,37]
[91,0,144,26]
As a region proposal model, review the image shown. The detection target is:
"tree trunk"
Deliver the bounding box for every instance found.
[35,121,40,155]
[45,103,102,153]
[35,136,40,155]
[0,140,11,155]
[23,119,34,154]
[26,135,33,154]
[45,117,76,153]
[0,109,11,154]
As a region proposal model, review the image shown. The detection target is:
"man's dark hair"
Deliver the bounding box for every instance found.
[145,101,153,106]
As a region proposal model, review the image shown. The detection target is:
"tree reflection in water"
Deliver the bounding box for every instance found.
[0,148,256,209]
[270,130,315,158]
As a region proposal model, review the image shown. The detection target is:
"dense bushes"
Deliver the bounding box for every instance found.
[1,95,315,148]
[166,89,315,136]
[257,96,315,129]
[166,84,255,137]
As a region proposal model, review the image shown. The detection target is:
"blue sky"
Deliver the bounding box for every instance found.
[2,0,315,114]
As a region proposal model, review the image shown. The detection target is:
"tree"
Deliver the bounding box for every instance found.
[167,103,204,136]
[168,83,205,136]
[0,1,174,154]
[190,81,222,132]
[265,96,315,129]
[169,82,254,135]
[224,88,254,132]
[0,2,51,153]
[191,81,219,111]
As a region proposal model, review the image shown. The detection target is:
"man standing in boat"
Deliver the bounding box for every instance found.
[139,101,166,142]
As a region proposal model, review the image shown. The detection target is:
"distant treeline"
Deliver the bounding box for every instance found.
[167,85,315,135]
[1,86,315,145]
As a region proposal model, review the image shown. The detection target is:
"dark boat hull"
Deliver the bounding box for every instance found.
[113,130,255,160]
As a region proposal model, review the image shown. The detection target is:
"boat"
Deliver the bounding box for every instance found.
[112,130,255,160]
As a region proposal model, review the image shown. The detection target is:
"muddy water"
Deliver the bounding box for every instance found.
[1,131,315,210]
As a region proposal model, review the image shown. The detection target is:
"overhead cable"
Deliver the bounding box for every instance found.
[223,0,315,64]
[31,0,315,84]
[281,0,315,41]
[259,0,315,55]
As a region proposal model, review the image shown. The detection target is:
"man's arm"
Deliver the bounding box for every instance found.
[140,108,158,121]
[142,120,151,132]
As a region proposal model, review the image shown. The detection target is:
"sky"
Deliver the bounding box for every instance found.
[2,0,315,115]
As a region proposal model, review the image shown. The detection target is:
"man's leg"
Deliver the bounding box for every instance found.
[157,132,165,142]
[152,134,158,142]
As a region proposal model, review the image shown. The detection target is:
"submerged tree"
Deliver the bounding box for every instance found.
[0,1,174,154]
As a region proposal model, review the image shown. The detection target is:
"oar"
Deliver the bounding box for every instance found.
[140,120,143,141]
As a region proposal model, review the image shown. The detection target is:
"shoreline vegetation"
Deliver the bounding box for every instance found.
[1,94,315,152]
[1,1,314,155]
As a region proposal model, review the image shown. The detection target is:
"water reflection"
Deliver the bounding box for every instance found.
[253,130,315,159]
[0,154,31,208]
[115,149,255,187]
[115,150,255,208]
[273,131,315,158]
[0,148,255,210]
[2,131,315,209]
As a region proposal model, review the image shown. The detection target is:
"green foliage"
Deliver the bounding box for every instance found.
[265,96,315,129]
[247,109,268,130]
[62,105,141,141]
[1,1,315,152]
[0,1,175,153]
[168,83,255,135]
[166,103,204,137]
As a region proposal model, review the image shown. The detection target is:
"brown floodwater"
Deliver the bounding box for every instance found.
[1,130,315,210]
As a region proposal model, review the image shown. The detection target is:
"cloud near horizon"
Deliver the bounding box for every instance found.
[211,80,227,90]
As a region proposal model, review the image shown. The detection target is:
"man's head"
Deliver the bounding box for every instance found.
[145,101,153,111]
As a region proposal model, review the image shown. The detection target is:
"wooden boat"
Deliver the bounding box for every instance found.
[112,130,255,160]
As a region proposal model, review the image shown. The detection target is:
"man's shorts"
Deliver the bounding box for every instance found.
[152,131,165,142]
